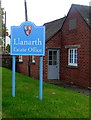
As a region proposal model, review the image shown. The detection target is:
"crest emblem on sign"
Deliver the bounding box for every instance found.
[24,25,32,36]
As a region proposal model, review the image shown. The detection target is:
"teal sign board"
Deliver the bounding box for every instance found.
[10,21,45,56]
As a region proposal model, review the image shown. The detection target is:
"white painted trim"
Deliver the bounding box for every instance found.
[19,56,23,62]
[68,48,78,66]
[32,56,35,63]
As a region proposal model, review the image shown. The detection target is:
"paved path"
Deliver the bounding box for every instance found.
[48,80,90,96]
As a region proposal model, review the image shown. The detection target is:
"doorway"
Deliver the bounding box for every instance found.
[48,49,60,80]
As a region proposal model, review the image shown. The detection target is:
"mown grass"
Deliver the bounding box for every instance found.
[2,67,90,118]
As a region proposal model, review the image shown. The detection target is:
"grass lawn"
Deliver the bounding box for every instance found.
[2,67,90,118]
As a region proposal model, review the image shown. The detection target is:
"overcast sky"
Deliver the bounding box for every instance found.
[1,0,91,44]
[2,0,90,29]
[1,0,90,45]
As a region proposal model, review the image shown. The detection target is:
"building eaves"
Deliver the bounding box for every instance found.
[44,17,66,42]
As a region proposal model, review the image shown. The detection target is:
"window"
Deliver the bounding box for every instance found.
[68,48,78,66]
[69,19,77,30]
[19,56,23,62]
[48,50,57,65]
[32,56,35,63]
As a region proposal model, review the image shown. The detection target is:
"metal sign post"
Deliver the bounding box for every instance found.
[39,56,43,100]
[12,55,16,97]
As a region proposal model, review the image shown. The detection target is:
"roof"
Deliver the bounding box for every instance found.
[44,4,91,42]
[73,4,91,28]
[44,17,66,41]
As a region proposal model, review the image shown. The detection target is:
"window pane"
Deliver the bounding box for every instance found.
[49,51,52,56]
[53,61,57,65]
[75,49,77,54]
[49,51,53,63]
[54,51,57,56]
[74,49,77,63]
[49,56,52,60]
[74,59,77,64]
[49,61,52,65]
[70,58,71,63]
[70,49,73,63]
[53,51,57,60]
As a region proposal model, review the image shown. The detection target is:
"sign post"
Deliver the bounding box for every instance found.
[10,21,45,100]
[39,56,43,100]
[12,56,16,97]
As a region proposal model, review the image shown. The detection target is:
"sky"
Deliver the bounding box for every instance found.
[1,0,91,45]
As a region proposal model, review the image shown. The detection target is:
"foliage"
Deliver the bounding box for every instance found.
[2,67,90,118]
[6,44,10,53]
[0,8,4,38]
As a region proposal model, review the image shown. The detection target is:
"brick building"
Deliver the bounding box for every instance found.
[17,4,91,87]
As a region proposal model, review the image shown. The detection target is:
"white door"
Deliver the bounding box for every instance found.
[48,49,60,80]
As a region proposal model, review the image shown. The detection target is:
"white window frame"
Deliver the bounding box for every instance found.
[32,56,35,63]
[19,56,23,62]
[68,48,78,66]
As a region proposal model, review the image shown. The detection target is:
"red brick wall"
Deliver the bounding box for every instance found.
[17,56,40,79]
[30,56,40,79]
[17,31,62,81]
[17,56,28,76]
[61,7,90,87]
[43,31,62,81]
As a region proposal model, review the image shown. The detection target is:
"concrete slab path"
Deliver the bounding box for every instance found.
[47,80,90,96]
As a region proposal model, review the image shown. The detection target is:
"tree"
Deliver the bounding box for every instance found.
[0,4,4,46]
[6,44,10,53]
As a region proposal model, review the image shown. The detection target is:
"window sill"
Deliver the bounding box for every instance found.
[18,61,23,63]
[66,65,78,69]
[31,62,35,64]
[31,60,35,64]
